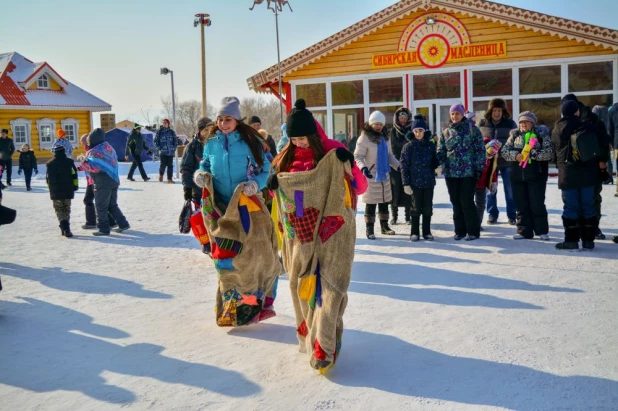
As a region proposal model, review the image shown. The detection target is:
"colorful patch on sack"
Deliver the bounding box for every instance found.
[294,191,304,218]
[202,187,220,220]
[239,193,261,212]
[217,299,237,327]
[239,205,250,234]
[334,327,342,363]
[299,275,317,301]
[214,258,234,272]
[282,214,295,239]
[344,172,358,210]
[278,189,296,214]
[313,339,327,361]
[318,215,345,243]
[297,320,308,337]
[212,238,243,259]
[288,207,320,244]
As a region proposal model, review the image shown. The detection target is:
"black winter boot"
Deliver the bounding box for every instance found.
[410,216,420,242]
[422,214,434,241]
[60,220,73,238]
[581,217,598,250]
[389,205,398,225]
[556,217,579,250]
[380,220,395,235]
[366,224,376,240]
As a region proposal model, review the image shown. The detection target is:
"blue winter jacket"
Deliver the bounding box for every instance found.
[154,127,178,156]
[400,136,439,189]
[199,130,270,204]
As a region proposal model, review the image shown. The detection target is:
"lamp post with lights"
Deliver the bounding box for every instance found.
[160,67,179,178]
[194,13,212,118]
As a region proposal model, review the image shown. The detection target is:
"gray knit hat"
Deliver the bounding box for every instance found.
[87,128,106,147]
[518,111,537,124]
[217,97,242,121]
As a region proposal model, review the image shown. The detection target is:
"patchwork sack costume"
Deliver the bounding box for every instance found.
[198,173,281,327]
[274,151,357,373]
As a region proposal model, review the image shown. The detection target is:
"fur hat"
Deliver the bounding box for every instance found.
[518,111,537,124]
[197,117,212,131]
[217,96,242,121]
[449,104,465,116]
[21,144,29,151]
[249,116,261,125]
[286,99,317,137]
[561,100,579,117]
[57,129,67,138]
[411,114,427,131]
[368,110,386,126]
[484,98,512,120]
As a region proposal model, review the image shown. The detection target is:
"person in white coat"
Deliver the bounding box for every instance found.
[354,111,400,239]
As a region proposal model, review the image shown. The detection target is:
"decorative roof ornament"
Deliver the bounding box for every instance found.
[249,0,292,13]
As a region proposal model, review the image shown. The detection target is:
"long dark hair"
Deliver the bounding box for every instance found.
[209,120,264,167]
[272,133,324,173]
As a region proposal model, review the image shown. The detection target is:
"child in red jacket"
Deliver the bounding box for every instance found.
[475,138,501,231]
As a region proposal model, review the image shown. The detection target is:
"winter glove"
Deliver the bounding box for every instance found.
[267,174,279,190]
[18,169,22,175]
[335,147,354,167]
[404,186,412,196]
[362,167,373,179]
[193,170,211,188]
[599,168,610,183]
[183,187,193,201]
[490,182,498,195]
[242,180,259,196]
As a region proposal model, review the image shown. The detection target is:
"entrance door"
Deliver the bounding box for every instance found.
[412,100,461,138]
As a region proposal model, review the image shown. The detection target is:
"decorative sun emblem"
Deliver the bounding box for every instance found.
[418,35,450,68]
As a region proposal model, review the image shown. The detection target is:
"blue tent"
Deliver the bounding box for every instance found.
[105,128,155,162]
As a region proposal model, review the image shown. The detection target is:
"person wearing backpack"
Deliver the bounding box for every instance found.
[551,100,609,250]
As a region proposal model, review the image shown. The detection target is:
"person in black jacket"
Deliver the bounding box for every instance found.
[0,129,16,187]
[181,117,210,203]
[478,99,518,225]
[249,116,277,156]
[389,107,413,224]
[18,144,38,191]
[562,94,612,240]
[551,100,609,250]
[125,124,151,181]
[46,145,79,237]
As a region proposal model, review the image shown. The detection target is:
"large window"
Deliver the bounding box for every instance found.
[519,97,562,127]
[295,83,326,107]
[413,72,460,100]
[473,100,514,120]
[473,69,512,97]
[369,77,403,103]
[332,80,363,106]
[333,108,364,145]
[36,118,56,149]
[61,118,80,144]
[569,62,613,92]
[10,118,32,147]
[519,66,561,95]
[312,110,328,137]
[37,74,49,89]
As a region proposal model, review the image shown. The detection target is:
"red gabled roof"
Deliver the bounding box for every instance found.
[21,62,68,88]
[0,61,29,105]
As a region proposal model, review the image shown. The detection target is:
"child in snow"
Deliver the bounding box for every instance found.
[400,114,439,241]
[193,96,281,327]
[46,145,78,237]
[18,144,38,191]
[79,128,130,236]
[475,138,501,232]
[269,98,366,374]
[354,110,400,239]
[52,129,74,158]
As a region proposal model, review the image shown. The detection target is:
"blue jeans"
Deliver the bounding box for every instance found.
[561,186,596,220]
[486,166,516,221]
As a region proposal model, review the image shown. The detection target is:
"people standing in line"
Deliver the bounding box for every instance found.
[46,145,78,237]
[609,101,618,197]
[400,115,438,241]
[125,124,151,182]
[79,128,130,236]
[17,144,38,191]
[154,118,178,184]
[562,94,612,240]
[475,138,501,232]
[354,110,400,240]
[193,96,280,327]
[249,116,278,156]
[0,128,15,188]
[438,104,486,241]
[77,134,117,230]
[269,98,365,373]
[389,107,413,225]
[51,129,74,158]
[501,111,553,240]
[478,98,518,225]
[552,100,609,250]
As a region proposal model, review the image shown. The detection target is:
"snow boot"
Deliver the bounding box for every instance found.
[422,214,433,240]
[60,220,73,238]
[410,216,420,239]
[380,220,395,235]
[365,215,376,240]
[581,217,598,250]
[556,217,579,250]
[167,179,175,184]
[159,175,163,182]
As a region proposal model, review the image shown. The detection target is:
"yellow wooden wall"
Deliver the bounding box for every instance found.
[285,9,616,80]
[0,110,91,161]
[26,76,63,91]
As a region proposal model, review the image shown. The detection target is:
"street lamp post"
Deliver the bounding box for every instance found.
[194,14,212,118]
[250,1,292,124]
[160,67,179,179]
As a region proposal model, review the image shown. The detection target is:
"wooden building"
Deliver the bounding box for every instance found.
[247,0,618,139]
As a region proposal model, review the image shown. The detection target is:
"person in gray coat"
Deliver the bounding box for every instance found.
[80,128,130,236]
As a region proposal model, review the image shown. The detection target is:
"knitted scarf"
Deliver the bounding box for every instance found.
[86,142,119,184]
[375,136,390,183]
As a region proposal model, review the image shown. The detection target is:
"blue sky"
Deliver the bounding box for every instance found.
[2,0,617,127]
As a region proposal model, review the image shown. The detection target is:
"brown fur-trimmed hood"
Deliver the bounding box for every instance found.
[361,123,389,144]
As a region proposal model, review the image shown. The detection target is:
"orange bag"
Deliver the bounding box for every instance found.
[189,202,210,245]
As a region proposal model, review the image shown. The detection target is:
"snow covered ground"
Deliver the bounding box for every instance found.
[1,160,617,410]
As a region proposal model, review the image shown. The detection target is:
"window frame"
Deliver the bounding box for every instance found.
[37,74,50,89]
[61,118,80,145]
[36,118,56,150]
[9,118,32,147]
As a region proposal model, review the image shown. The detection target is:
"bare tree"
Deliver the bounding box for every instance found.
[238,95,284,141]
[161,94,215,137]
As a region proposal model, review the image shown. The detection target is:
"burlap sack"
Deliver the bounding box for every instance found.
[274,151,357,373]
[200,174,281,327]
